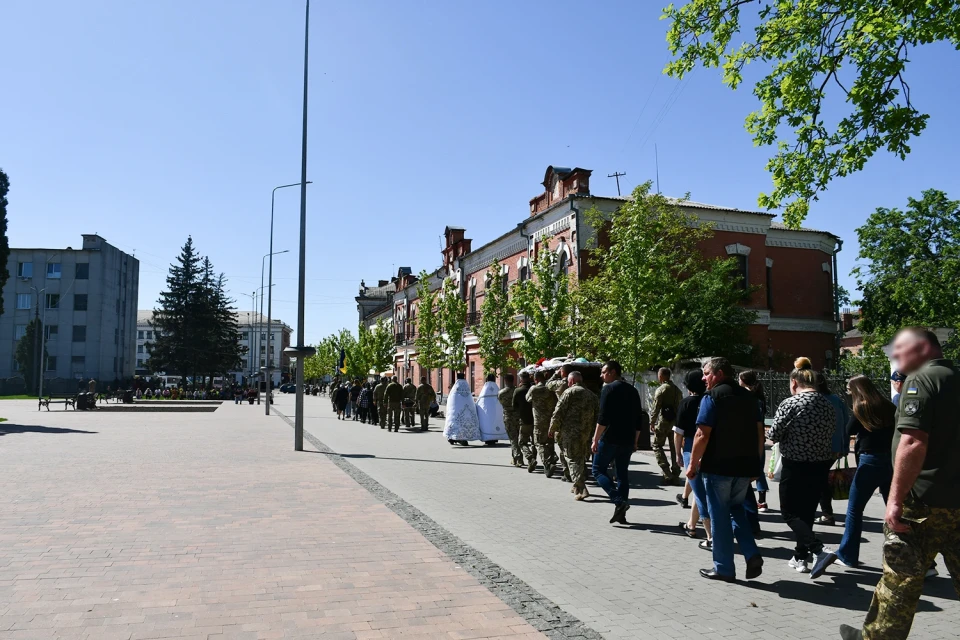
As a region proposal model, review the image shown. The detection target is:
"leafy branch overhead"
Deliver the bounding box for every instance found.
[663,1,959,227]
[476,258,516,375]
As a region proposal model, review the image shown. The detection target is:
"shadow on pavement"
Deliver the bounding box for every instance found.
[0,423,98,436]
[302,450,517,470]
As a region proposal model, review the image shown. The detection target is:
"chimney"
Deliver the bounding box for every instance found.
[530,166,592,216]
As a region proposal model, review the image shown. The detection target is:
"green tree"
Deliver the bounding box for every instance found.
[437,278,467,373]
[305,336,337,381]
[0,169,10,317]
[511,247,573,363]
[853,189,960,358]
[148,238,202,378]
[367,319,396,375]
[663,1,960,227]
[413,271,443,371]
[15,318,45,395]
[333,328,364,380]
[578,182,757,376]
[476,258,515,375]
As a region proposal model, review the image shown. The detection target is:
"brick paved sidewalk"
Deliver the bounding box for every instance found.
[0,401,546,640]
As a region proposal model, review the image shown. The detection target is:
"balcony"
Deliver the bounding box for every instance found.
[466,311,482,327]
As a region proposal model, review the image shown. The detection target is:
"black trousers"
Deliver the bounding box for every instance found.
[779,458,833,559]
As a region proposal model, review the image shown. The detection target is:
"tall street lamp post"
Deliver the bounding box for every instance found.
[285,0,314,451]
[259,249,289,388]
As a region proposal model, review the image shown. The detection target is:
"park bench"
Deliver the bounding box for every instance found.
[38,394,76,411]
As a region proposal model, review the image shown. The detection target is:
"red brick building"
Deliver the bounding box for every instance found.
[358,166,842,392]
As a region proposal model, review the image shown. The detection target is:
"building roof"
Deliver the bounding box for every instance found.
[769,221,837,237]
[137,310,292,331]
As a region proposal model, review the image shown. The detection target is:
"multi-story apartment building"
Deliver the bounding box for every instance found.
[135,310,292,386]
[0,234,138,385]
[360,165,844,393]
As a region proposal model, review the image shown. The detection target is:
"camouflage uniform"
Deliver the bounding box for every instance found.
[513,382,535,467]
[373,381,387,429]
[383,380,403,432]
[401,382,417,428]
[415,383,436,431]
[549,383,598,498]
[547,375,572,481]
[527,382,559,476]
[498,385,523,466]
[651,380,683,480]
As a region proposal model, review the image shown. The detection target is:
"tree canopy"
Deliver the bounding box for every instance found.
[413,271,443,371]
[578,182,757,374]
[437,278,467,372]
[0,168,10,318]
[475,258,516,375]
[15,318,45,395]
[853,188,960,357]
[663,1,960,227]
[511,248,573,363]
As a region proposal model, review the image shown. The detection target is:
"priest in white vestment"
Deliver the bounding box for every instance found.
[444,374,481,445]
[476,373,506,444]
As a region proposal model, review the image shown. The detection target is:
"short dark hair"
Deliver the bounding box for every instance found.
[898,326,942,350]
[486,373,496,382]
[504,373,515,385]
[405,378,412,384]
[704,357,734,380]
[420,376,427,384]
[604,360,622,377]
[456,372,466,380]
[534,370,546,382]
[519,371,531,382]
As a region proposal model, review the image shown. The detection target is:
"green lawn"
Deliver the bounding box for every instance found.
[0,395,35,400]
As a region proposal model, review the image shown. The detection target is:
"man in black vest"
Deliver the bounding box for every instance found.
[686,357,764,582]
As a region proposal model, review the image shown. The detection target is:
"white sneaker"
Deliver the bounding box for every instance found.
[788,556,810,573]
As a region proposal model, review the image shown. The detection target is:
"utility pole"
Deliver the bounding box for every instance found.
[607,172,626,196]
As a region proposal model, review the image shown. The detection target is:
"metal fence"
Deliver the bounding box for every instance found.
[758,371,890,419]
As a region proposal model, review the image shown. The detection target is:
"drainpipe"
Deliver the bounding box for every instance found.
[517,220,530,368]
[832,237,843,371]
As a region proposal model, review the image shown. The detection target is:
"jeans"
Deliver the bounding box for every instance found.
[837,453,892,565]
[683,451,709,518]
[345,401,353,418]
[755,474,769,493]
[702,473,759,577]
[780,458,833,559]
[592,440,632,506]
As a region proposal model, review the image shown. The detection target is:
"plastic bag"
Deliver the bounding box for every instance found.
[767,443,783,482]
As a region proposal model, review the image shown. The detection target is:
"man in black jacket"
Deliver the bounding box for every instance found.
[686,357,764,582]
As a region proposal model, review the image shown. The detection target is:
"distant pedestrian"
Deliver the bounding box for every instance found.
[334,384,349,420]
[383,376,403,432]
[373,377,387,428]
[890,369,906,406]
[402,378,417,429]
[415,376,437,432]
[676,370,710,548]
[768,357,836,574]
[816,375,851,526]
[499,374,524,466]
[841,328,960,640]
[513,372,535,467]
[549,371,598,500]
[357,383,372,423]
[527,371,559,475]
[592,360,641,525]
[738,370,770,512]
[651,367,683,485]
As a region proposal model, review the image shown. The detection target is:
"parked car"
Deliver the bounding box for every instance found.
[279,383,296,393]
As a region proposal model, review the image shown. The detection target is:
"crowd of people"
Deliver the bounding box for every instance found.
[312,327,957,640]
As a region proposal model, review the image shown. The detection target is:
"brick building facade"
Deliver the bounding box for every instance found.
[358,166,842,393]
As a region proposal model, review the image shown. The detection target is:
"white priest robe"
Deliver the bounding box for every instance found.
[476,381,506,442]
[443,379,481,441]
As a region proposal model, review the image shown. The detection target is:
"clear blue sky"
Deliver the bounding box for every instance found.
[2,1,957,345]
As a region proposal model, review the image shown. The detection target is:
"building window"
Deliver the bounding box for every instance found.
[469,362,476,393]
[46,356,57,371]
[17,262,32,278]
[75,263,89,279]
[734,255,748,290]
[71,356,84,373]
[241,332,248,340]
[137,345,144,354]
[137,358,144,368]
[14,324,26,340]
[73,325,86,342]
[138,330,144,339]
[45,294,60,309]
[241,359,248,370]
[17,293,31,309]
[502,276,509,296]
[44,325,58,340]
[73,294,88,311]
[766,265,773,309]
[46,263,62,279]
[147,331,153,339]
[469,283,477,315]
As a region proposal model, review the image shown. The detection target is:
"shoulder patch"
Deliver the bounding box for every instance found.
[903,400,920,416]
[906,387,919,395]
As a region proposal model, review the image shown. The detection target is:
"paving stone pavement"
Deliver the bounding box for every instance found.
[0,400,548,640]
[273,393,960,640]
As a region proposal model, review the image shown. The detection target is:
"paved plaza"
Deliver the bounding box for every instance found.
[2,396,958,640]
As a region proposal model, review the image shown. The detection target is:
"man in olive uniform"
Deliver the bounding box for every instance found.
[839,328,960,640]
[549,371,598,500]
[401,377,417,429]
[415,376,436,432]
[527,370,559,477]
[373,378,387,429]
[499,374,523,466]
[547,366,573,482]
[383,376,404,432]
[513,371,535,470]
[651,367,684,485]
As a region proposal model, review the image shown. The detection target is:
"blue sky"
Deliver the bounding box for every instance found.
[2,1,957,345]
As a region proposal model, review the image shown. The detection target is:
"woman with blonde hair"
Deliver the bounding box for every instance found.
[768,357,837,573]
[811,375,895,579]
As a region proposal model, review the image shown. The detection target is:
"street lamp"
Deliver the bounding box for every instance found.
[289,0,310,451]
[259,249,289,395]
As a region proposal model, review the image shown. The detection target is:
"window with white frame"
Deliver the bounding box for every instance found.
[16,293,31,309]
[46,263,62,278]
[17,262,32,278]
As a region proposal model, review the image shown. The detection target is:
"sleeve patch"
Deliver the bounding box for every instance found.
[903,400,920,416]
[906,387,919,395]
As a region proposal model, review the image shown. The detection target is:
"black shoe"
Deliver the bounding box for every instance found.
[610,503,628,525]
[699,568,734,583]
[839,624,863,640]
[448,439,457,445]
[745,555,764,580]
[676,493,690,509]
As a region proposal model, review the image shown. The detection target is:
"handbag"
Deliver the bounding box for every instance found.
[767,443,783,482]
[829,457,856,501]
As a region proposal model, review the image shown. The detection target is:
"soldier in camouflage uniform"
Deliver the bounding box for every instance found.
[513,371,536,470]
[651,367,684,485]
[549,371,598,500]
[373,378,387,429]
[415,376,436,432]
[498,374,524,466]
[547,366,572,482]
[401,378,417,429]
[526,370,559,477]
[383,376,404,432]
[839,328,960,640]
